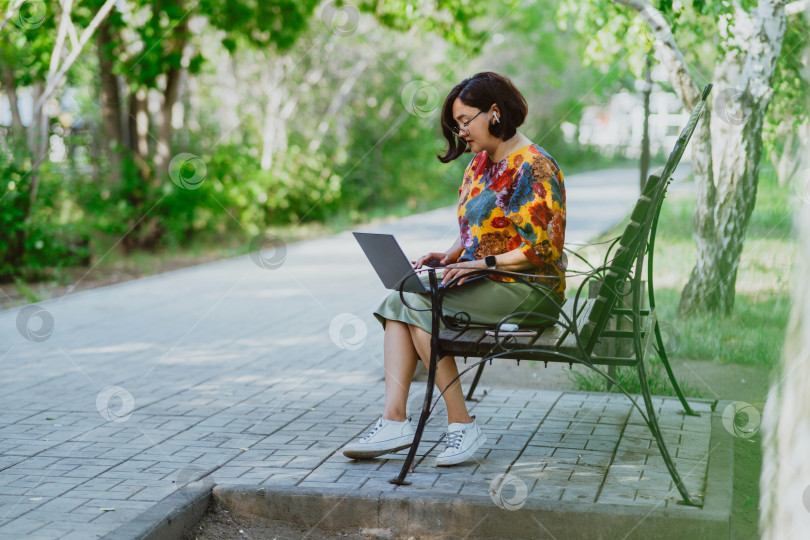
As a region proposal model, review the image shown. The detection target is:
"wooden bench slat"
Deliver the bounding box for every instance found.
[438,299,599,361]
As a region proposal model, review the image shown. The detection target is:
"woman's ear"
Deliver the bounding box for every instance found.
[490,104,501,124]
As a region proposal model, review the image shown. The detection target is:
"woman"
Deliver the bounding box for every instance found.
[342,72,566,466]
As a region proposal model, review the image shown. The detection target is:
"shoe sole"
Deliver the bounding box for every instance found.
[435,432,487,467]
[342,442,413,460]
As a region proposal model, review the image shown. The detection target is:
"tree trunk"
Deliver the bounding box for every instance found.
[97,19,124,184]
[153,63,181,177]
[613,0,789,315]
[770,121,809,186]
[1,66,24,133]
[678,0,788,315]
[121,86,153,253]
[759,166,810,538]
[153,14,188,178]
[260,56,289,170]
[128,87,149,159]
[25,82,49,207]
[307,56,370,153]
[640,49,652,191]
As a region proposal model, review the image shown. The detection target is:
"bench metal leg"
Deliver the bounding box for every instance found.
[390,351,437,485]
[653,319,698,416]
[637,361,698,506]
[391,269,442,485]
[465,363,486,401]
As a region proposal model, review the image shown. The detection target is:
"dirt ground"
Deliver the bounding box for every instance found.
[184,503,380,540]
[186,500,473,540]
[0,252,229,311]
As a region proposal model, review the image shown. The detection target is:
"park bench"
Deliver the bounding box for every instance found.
[389,84,714,507]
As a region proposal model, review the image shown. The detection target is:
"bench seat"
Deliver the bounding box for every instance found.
[439,298,640,366]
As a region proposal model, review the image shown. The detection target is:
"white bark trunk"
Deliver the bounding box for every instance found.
[759,157,810,540]
[307,56,370,154]
[19,0,117,208]
[760,20,810,537]
[678,0,788,313]
[260,56,295,170]
[32,0,117,115]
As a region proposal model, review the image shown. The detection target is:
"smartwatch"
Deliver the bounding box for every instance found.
[484,255,497,269]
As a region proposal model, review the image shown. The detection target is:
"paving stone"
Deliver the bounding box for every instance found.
[0,214,720,536]
[561,487,597,503]
[0,518,42,535]
[32,496,89,513]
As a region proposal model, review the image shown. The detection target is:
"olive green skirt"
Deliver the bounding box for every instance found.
[373,278,562,334]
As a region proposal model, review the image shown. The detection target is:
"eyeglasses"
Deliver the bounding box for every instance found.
[451,109,484,135]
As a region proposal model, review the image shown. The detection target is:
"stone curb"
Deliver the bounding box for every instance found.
[99,401,732,540]
[99,484,211,540]
[707,399,736,539]
[212,475,729,540]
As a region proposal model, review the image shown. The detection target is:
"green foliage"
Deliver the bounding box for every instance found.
[0,136,91,282]
[562,0,809,174]
[763,15,810,157]
[0,0,638,283]
[354,0,486,48]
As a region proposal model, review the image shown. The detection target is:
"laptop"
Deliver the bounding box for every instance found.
[353,232,484,293]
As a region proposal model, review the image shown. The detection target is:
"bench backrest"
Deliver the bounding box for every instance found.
[578,84,712,355]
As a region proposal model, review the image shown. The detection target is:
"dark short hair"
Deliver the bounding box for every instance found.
[437,72,528,163]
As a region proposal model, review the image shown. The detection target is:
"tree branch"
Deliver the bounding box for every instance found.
[739,0,787,106]
[49,0,74,80]
[0,0,24,34]
[1,66,24,132]
[610,0,702,107]
[32,0,117,116]
[786,0,808,15]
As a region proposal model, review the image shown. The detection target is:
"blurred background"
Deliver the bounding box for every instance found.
[4,0,804,290]
[0,0,807,351]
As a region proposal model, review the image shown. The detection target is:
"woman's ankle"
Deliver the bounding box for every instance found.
[382,411,407,422]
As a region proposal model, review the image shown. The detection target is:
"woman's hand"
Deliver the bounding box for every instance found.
[441,259,487,286]
[413,252,453,269]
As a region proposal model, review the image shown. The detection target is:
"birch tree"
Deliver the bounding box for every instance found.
[563,0,807,314]
[759,142,810,540]
[759,11,810,536]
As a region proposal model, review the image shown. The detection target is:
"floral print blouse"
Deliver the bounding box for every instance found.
[457,144,566,299]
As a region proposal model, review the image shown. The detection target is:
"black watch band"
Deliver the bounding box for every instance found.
[484,255,497,269]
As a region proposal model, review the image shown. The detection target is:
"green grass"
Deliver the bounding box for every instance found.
[653,288,791,365]
[568,167,795,395]
[569,356,703,398]
[651,168,794,367]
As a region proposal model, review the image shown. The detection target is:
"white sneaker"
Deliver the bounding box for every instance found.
[342,416,414,459]
[435,419,487,466]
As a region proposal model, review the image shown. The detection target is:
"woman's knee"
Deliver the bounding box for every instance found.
[384,319,410,333]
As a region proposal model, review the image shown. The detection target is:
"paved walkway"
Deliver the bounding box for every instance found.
[0,167,716,539]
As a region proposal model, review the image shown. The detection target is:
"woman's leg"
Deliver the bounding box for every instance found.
[408,325,473,425]
[381,320,419,422]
